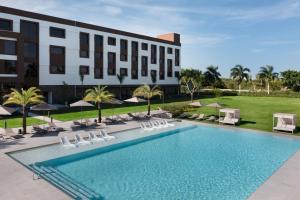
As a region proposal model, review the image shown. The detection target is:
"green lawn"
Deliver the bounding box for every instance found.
[1,96,300,134]
[0,115,45,129]
[188,96,300,134]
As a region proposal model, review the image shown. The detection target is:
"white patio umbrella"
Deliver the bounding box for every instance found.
[188,101,204,107]
[206,102,223,116]
[70,100,94,122]
[0,105,16,128]
[124,97,147,103]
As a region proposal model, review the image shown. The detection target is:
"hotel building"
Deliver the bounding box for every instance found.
[0,6,181,103]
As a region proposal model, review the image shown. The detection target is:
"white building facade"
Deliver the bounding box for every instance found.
[0,6,181,103]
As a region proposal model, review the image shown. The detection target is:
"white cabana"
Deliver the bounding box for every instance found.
[219,108,240,125]
[273,113,297,134]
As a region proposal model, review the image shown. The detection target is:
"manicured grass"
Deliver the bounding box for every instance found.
[0,115,45,129]
[188,96,300,134]
[1,96,300,135]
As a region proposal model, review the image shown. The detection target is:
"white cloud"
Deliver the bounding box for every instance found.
[183,34,231,46]
[103,5,122,17]
[251,48,265,53]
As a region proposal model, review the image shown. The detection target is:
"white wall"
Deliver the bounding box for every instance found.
[0,12,181,86]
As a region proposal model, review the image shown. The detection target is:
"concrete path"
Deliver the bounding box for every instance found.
[28,112,61,123]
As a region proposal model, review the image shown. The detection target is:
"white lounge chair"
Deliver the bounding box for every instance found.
[150,120,161,129]
[75,134,91,145]
[60,136,76,148]
[89,132,105,143]
[195,114,205,120]
[163,119,175,127]
[140,122,154,131]
[100,129,116,140]
[188,114,199,119]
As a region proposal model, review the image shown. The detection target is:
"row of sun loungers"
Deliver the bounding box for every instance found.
[60,129,116,148]
[32,122,64,134]
[140,119,174,131]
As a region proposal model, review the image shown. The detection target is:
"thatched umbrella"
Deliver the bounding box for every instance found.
[124,97,147,103]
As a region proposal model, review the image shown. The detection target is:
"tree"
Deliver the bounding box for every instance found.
[4,87,44,134]
[257,65,278,94]
[117,73,126,99]
[180,76,200,102]
[83,86,114,123]
[203,66,222,88]
[133,84,163,115]
[230,65,250,94]
[281,70,300,92]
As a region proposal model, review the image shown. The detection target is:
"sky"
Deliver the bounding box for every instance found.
[1,0,300,77]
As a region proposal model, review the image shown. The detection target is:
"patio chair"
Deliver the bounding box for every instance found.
[3,128,20,139]
[188,114,199,119]
[88,132,105,143]
[48,122,64,132]
[32,124,47,134]
[75,133,90,145]
[178,113,188,118]
[163,119,175,127]
[195,114,205,120]
[206,116,216,122]
[100,129,116,140]
[60,136,76,148]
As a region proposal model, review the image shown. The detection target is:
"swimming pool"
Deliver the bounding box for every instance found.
[9,125,300,200]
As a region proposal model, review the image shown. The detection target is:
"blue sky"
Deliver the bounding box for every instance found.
[2,0,300,77]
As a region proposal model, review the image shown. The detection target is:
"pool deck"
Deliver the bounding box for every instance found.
[1,119,300,199]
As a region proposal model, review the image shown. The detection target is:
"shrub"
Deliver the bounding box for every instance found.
[161,102,191,117]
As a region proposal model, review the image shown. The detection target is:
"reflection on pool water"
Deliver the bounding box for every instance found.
[9,124,300,200]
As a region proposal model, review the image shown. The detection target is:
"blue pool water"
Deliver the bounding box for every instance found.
[34,126,300,200]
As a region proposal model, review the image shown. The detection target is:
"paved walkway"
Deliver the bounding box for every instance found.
[28,112,61,123]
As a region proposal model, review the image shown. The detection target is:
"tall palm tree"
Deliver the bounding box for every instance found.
[257,65,278,95]
[204,66,221,88]
[133,84,163,115]
[117,73,125,99]
[83,86,114,123]
[4,87,44,134]
[230,65,250,94]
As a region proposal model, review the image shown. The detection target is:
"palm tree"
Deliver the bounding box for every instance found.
[230,65,250,94]
[3,87,44,134]
[116,73,125,99]
[133,84,163,115]
[257,65,278,95]
[83,86,114,123]
[204,66,221,88]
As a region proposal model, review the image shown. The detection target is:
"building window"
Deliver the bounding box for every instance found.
[141,56,148,76]
[167,47,173,54]
[0,18,12,31]
[120,68,128,76]
[108,52,116,75]
[131,41,138,79]
[151,44,157,64]
[49,27,65,38]
[175,71,180,79]
[23,43,37,58]
[20,20,39,41]
[159,46,165,80]
[50,45,65,74]
[175,49,180,66]
[151,70,157,83]
[167,59,173,77]
[142,43,148,50]
[80,32,89,58]
[120,39,128,61]
[108,37,116,45]
[79,65,89,75]
[0,60,16,74]
[94,35,103,79]
[0,40,16,55]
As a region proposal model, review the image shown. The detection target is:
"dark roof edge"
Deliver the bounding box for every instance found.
[0,6,181,46]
